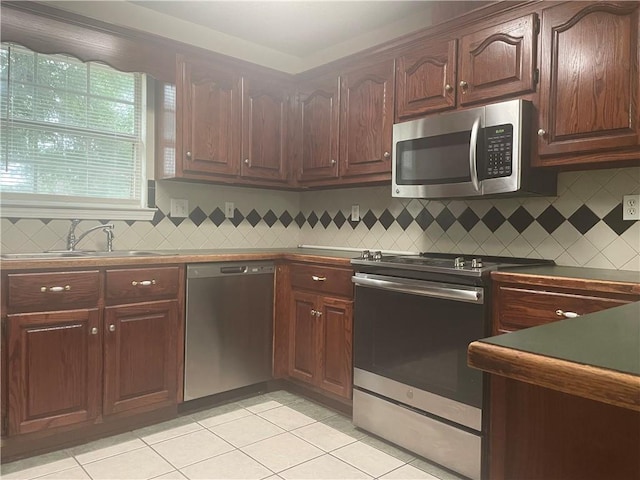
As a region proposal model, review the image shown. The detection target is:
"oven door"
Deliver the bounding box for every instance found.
[352,272,485,431]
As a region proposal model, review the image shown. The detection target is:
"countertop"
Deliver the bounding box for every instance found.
[468,301,640,411]
[0,248,359,270]
[493,264,640,285]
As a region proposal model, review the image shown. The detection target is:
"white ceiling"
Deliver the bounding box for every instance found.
[131,1,435,57]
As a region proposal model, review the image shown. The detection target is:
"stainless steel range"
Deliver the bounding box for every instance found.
[350,252,553,480]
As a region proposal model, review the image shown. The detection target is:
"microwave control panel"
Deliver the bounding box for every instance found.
[484,124,513,178]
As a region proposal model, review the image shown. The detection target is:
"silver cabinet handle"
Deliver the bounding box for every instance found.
[538,129,547,137]
[91,327,98,335]
[244,158,249,164]
[186,151,192,159]
[556,309,579,318]
[131,280,156,286]
[444,84,453,92]
[41,285,71,293]
[109,324,116,332]
[311,275,326,282]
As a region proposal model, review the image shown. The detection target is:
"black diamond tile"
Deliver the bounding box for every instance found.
[189,206,207,226]
[41,218,52,225]
[435,207,455,231]
[307,211,319,228]
[8,218,20,224]
[246,209,261,227]
[230,209,244,227]
[348,218,359,229]
[362,210,378,229]
[294,212,306,228]
[536,205,565,234]
[320,211,332,228]
[209,207,226,226]
[396,208,414,230]
[458,207,480,232]
[150,209,165,226]
[415,208,434,230]
[508,206,534,233]
[125,220,136,226]
[568,205,600,235]
[263,210,277,227]
[482,207,506,233]
[279,211,293,227]
[333,211,347,229]
[169,215,184,227]
[379,209,395,230]
[602,204,635,235]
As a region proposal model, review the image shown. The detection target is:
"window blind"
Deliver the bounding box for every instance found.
[0,44,144,206]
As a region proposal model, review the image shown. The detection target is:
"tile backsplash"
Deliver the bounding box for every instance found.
[1,167,639,271]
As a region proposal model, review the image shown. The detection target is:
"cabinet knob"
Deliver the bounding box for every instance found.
[310,309,317,316]
[109,324,116,332]
[244,158,250,165]
[556,309,579,318]
[186,151,192,159]
[459,80,468,89]
[537,128,547,137]
[444,84,453,92]
[91,327,98,335]
[315,311,322,317]
[331,159,336,165]
[383,152,390,159]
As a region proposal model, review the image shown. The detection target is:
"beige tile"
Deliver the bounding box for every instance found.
[279,454,371,480]
[332,441,405,478]
[258,406,315,431]
[193,403,252,429]
[68,432,146,465]
[209,414,284,448]
[151,472,188,480]
[291,422,357,452]
[2,451,78,480]
[242,432,323,473]
[152,429,234,469]
[82,447,173,480]
[180,450,273,480]
[134,417,202,445]
[34,466,91,479]
[287,398,338,422]
[379,464,439,479]
[244,400,283,413]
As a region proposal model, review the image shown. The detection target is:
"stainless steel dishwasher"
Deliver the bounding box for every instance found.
[184,261,274,401]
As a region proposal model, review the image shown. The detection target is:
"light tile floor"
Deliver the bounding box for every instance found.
[1,391,464,480]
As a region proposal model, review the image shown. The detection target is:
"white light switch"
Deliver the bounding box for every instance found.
[351,204,360,222]
[170,198,189,218]
[225,202,235,219]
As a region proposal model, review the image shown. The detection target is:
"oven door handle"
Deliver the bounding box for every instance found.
[352,274,483,304]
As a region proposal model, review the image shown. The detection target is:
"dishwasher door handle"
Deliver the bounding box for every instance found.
[220,266,248,274]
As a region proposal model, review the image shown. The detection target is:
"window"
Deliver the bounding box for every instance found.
[0,44,154,219]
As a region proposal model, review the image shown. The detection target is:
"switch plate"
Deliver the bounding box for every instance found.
[225,202,235,219]
[351,204,360,222]
[170,198,189,218]
[623,195,640,220]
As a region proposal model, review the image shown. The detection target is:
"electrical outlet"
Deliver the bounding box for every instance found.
[225,202,235,219]
[351,204,360,222]
[623,195,640,220]
[170,198,189,218]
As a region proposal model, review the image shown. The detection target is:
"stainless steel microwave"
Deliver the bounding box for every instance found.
[392,99,556,199]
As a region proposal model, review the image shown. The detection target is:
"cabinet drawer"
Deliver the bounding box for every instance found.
[496,286,631,332]
[7,271,100,313]
[105,267,180,304]
[290,263,353,298]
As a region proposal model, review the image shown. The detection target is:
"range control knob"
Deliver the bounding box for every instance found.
[372,251,383,261]
[361,250,372,260]
[471,258,483,268]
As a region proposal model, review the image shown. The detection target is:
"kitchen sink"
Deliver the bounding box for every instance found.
[1,250,174,259]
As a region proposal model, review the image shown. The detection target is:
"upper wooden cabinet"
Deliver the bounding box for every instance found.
[536,2,640,167]
[395,14,537,121]
[241,78,289,182]
[339,59,395,178]
[395,39,457,120]
[297,75,340,182]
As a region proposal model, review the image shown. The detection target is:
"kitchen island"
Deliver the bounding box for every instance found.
[468,301,640,480]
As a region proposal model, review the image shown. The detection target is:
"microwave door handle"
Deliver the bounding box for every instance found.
[469,116,481,192]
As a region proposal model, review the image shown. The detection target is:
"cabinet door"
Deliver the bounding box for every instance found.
[297,76,340,181]
[288,291,318,385]
[177,55,241,177]
[241,78,288,182]
[458,14,537,106]
[537,2,640,159]
[317,297,353,399]
[396,39,457,120]
[340,59,394,178]
[103,300,178,416]
[7,309,101,435]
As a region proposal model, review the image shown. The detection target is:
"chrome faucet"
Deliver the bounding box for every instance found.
[66,219,115,251]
